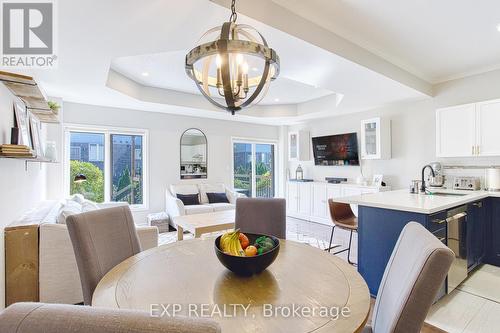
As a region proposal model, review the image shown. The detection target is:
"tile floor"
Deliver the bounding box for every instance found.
[159,217,500,333]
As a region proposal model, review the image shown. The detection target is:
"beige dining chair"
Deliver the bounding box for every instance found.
[235,198,286,238]
[0,302,221,333]
[363,222,454,333]
[66,206,142,305]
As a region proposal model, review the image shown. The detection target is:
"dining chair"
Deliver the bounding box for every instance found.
[363,222,454,333]
[235,197,286,238]
[0,302,221,333]
[326,199,358,265]
[66,206,142,305]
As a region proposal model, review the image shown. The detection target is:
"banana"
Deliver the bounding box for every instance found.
[220,230,245,256]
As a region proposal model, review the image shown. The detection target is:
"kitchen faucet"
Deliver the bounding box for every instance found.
[421,164,436,193]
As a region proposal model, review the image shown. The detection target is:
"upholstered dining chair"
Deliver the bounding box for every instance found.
[363,222,454,333]
[0,302,221,333]
[326,199,358,264]
[66,206,142,305]
[235,198,286,238]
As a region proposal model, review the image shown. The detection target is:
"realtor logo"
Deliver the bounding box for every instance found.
[1,0,57,67]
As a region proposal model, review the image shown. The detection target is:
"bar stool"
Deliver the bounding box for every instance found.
[325,199,358,265]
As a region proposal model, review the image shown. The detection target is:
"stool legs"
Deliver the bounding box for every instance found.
[326,226,357,266]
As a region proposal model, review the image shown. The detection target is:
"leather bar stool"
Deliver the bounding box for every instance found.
[325,199,358,265]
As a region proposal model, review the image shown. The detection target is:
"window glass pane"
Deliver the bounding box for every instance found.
[256,144,275,198]
[69,132,105,202]
[233,143,252,197]
[111,134,143,205]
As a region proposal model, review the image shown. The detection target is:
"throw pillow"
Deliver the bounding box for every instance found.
[81,200,99,212]
[69,193,85,204]
[206,192,230,204]
[177,193,200,206]
[57,201,82,224]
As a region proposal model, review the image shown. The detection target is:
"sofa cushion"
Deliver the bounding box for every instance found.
[199,184,225,204]
[206,192,229,204]
[170,184,199,196]
[184,205,214,215]
[176,193,200,206]
[209,203,235,212]
[69,193,85,205]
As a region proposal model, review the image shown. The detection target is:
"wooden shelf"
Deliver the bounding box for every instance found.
[0,71,59,123]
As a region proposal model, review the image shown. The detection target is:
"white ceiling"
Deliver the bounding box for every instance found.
[8,0,499,123]
[271,0,500,83]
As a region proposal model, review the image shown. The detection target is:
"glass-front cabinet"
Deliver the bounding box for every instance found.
[288,130,310,161]
[360,117,391,160]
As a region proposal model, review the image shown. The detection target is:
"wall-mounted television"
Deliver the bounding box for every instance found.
[312,133,360,166]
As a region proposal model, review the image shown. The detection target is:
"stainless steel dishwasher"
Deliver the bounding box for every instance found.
[446,205,468,293]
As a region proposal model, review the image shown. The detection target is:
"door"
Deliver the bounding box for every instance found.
[477,100,500,156]
[287,182,298,214]
[311,183,328,219]
[298,183,311,215]
[436,104,476,157]
[469,201,486,267]
[233,141,276,198]
[491,198,500,266]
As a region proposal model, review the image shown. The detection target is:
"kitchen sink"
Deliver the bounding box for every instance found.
[427,192,469,197]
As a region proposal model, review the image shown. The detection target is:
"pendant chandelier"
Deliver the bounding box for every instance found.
[185,0,280,115]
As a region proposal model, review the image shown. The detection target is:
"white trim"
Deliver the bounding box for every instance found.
[231,136,279,198]
[63,124,149,211]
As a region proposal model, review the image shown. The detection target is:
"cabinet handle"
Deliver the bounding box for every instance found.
[472,202,483,208]
[477,145,480,155]
[472,146,475,155]
[432,219,446,224]
[438,237,446,242]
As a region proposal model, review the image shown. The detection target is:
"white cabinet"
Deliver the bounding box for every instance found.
[436,99,500,158]
[436,104,476,157]
[287,182,299,214]
[298,182,311,215]
[312,183,328,219]
[476,100,500,156]
[360,117,391,160]
[286,181,388,225]
[288,131,310,161]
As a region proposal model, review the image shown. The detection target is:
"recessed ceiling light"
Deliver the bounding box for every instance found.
[497,23,500,32]
[141,72,149,77]
[274,98,280,102]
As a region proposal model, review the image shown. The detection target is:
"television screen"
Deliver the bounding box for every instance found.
[312,133,359,166]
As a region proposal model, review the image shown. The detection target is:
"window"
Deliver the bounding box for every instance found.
[232,139,276,198]
[65,126,148,209]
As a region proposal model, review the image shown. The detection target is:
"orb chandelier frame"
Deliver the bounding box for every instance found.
[185,0,280,115]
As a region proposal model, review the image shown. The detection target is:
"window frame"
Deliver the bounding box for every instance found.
[231,137,278,198]
[63,124,149,211]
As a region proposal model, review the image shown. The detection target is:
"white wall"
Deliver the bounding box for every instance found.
[288,69,500,189]
[59,102,280,224]
[0,84,47,308]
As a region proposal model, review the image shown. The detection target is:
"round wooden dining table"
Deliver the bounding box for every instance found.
[93,238,370,333]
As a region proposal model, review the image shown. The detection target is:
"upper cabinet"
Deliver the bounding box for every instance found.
[288,130,310,161]
[360,117,391,160]
[436,99,500,157]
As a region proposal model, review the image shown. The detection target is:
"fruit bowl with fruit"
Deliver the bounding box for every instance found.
[215,230,280,276]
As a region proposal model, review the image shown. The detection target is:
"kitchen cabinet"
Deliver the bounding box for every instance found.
[298,182,312,216]
[287,182,299,214]
[476,100,500,156]
[436,99,500,157]
[436,104,476,157]
[467,200,486,271]
[311,183,328,219]
[288,131,310,161]
[360,117,391,160]
[489,198,500,266]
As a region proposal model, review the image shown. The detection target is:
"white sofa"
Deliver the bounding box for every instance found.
[5,200,158,305]
[165,183,244,226]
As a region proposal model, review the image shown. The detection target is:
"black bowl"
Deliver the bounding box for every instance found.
[214,233,280,276]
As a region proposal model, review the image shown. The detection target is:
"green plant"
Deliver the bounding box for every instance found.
[70,160,104,202]
[47,101,60,113]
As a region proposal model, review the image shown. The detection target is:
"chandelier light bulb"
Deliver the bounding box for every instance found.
[216,54,222,68]
[242,62,249,75]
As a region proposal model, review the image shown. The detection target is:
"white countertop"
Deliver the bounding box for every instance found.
[335,189,500,214]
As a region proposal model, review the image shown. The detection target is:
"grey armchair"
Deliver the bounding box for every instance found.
[235,197,286,238]
[364,222,454,333]
[66,206,142,305]
[0,302,221,333]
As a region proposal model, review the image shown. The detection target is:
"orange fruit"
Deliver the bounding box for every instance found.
[245,245,258,257]
[239,233,250,249]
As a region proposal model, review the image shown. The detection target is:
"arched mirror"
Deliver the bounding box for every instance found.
[180,128,207,179]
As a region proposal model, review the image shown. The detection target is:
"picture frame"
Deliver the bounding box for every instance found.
[14,101,31,147]
[372,174,383,187]
[29,113,43,158]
